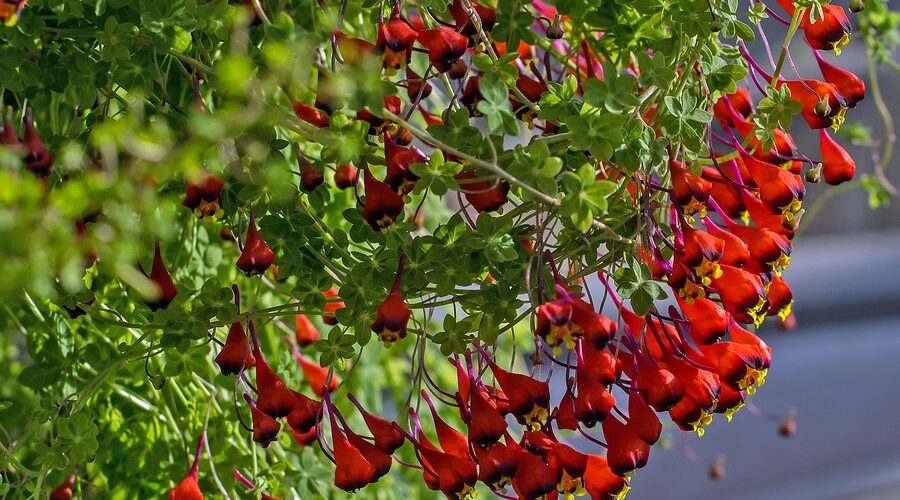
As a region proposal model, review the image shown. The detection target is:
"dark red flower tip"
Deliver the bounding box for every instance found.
[346,429,393,481]
[816,52,865,108]
[602,414,651,476]
[676,296,730,345]
[581,341,622,385]
[371,259,412,346]
[573,355,616,427]
[50,474,76,500]
[332,425,377,492]
[1,109,19,146]
[670,160,712,218]
[298,155,325,192]
[704,219,751,268]
[362,169,405,231]
[377,5,417,70]
[455,170,510,213]
[236,211,276,276]
[334,163,359,190]
[819,128,856,185]
[702,166,746,218]
[417,27,469,73]
[383,130,425,195]
[726,223,792,275]
[680,226,724,277]
[666,353,722,411]
[183,172,225,218]
[699,341,769,392]
[634,350,684,411]
[778,78,847,129]
[22,108,53,177]
[547,442,589,497]
[322,287,345,325]
[628,390,662,445]
[146,241,178,311]
[286,390,322,434]
[572,300,617,350]
[292,101,330,127]
[740,190,795,238]
[463,384,508,447]
[348,394,405,454]
[169,473,203,500]
[253,346,297,418]
[248,397,282,448]
[215,322,255,375]
[713,382,746,421]
[555,386,579,431]
[405,67,433,100]
[295,352,339,397]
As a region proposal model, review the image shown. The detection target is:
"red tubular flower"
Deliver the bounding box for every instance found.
[602,415,651,476]
[699,341,769,393]
[449,0,496,36]
[348,394,405,454]
[535,297,574,350]
[680,226,725,284]
[511,449,559,499]
[405,67,433,100]
[146,241,178,311]
[711,265,767,326]
[237,211,276,276]
[466,384,508,447]
[1,110,19,146]
[713,88,753,126]
[383,129,425,195]
[473,441,520,490]
[295,352,339,397]
[294,314,320,347]
[547,442,589,498]
[357,96,403,135]
[455,170,510,212]
[714,382,746,421]
[332,425,377,492]
[215,322,255,375]
[815,51,865,108]
[22,108,53,177]
[169,434,205,500]
[334,163,359,189]
[704,218,751,268]
[299,155,325,192]
[676,296,730,345]
[555,385,579,431]
[727,223,792,276]
[362,169,405,231]
[581,341,621,385]
[291,427,318,446]
[572,298,617,350]
[627,390,662,445]
[416,27,469,73]
[741,190,795,238]
[286,390,322,435]
[702,166,746,218]
[584,455,629,499]
[766,275,794,321]
[254,350,297,418]
[334,30,376,65]
[345,429,393,481]
[633,350,684,411]
[322,287,344,325]
[292,101,329,127]
[778,78,847,129]
[371,256,412,345]
[406,421,479,498]
[573,345,616,427]
[183,172,225,218]
[778,1,852,54]
[670,161,712,218]
[246,395,281,448]
[819,128,856,185]
[376,5,418,71]
[484,354,551,430]
[740,152,805,218]
[50,475,76,500]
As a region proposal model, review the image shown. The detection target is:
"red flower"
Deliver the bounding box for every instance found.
[630,350,684,411]
[740,152,805,219]
[803,4,852,54]
[816,51,865,108]
[214,322,255,375]
[236,211,276,276]
[819,128,856,185]
[293,314,320,347]
[702,165,746,218]
[676,296,730,345]
[371,256,412,345]
[602,414,651,476]
[169,434,205,500]
[466,384,508,447]
[711,265,767,326]
[417,27,469,73]
[778,78,847,130]
[348,393,405,454]
[291,101,329,127]
[334,163,358,189]
[322,287,345,325]
[449,0,496,35]
[50,475,76,500]
[584,455,628,499]
[183,172,225,218]
[298,155,325,192]
[713,88,753,126]
[546,442,589,498]
[286,390,322,434]
[473,441,520,490]
[627,390,662,445]
[291,427,318,446]
[573,345,616,427]
[670,160,712,218]
[766,275,794,321]
[145,241,178,311]
[580,341,621,385]
[511,448,558,499]
[357,96,403,134]
[361,169,405,231]
[22,108,53,177]
[294,351,339,397]
[680,226,725,284]
[384,130,426,195]
[246,395,281,448]
[727,223,792,276]
[455,170,510,212]
[332,425,377,492]
[377,5,418,71]
[405,67,433,100]
[704,218,750,268]
[483,354,551,430]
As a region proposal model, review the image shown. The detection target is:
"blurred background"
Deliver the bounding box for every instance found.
[624,11,900,498]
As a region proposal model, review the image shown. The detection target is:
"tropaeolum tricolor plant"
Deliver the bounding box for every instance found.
[0,0,897,498]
